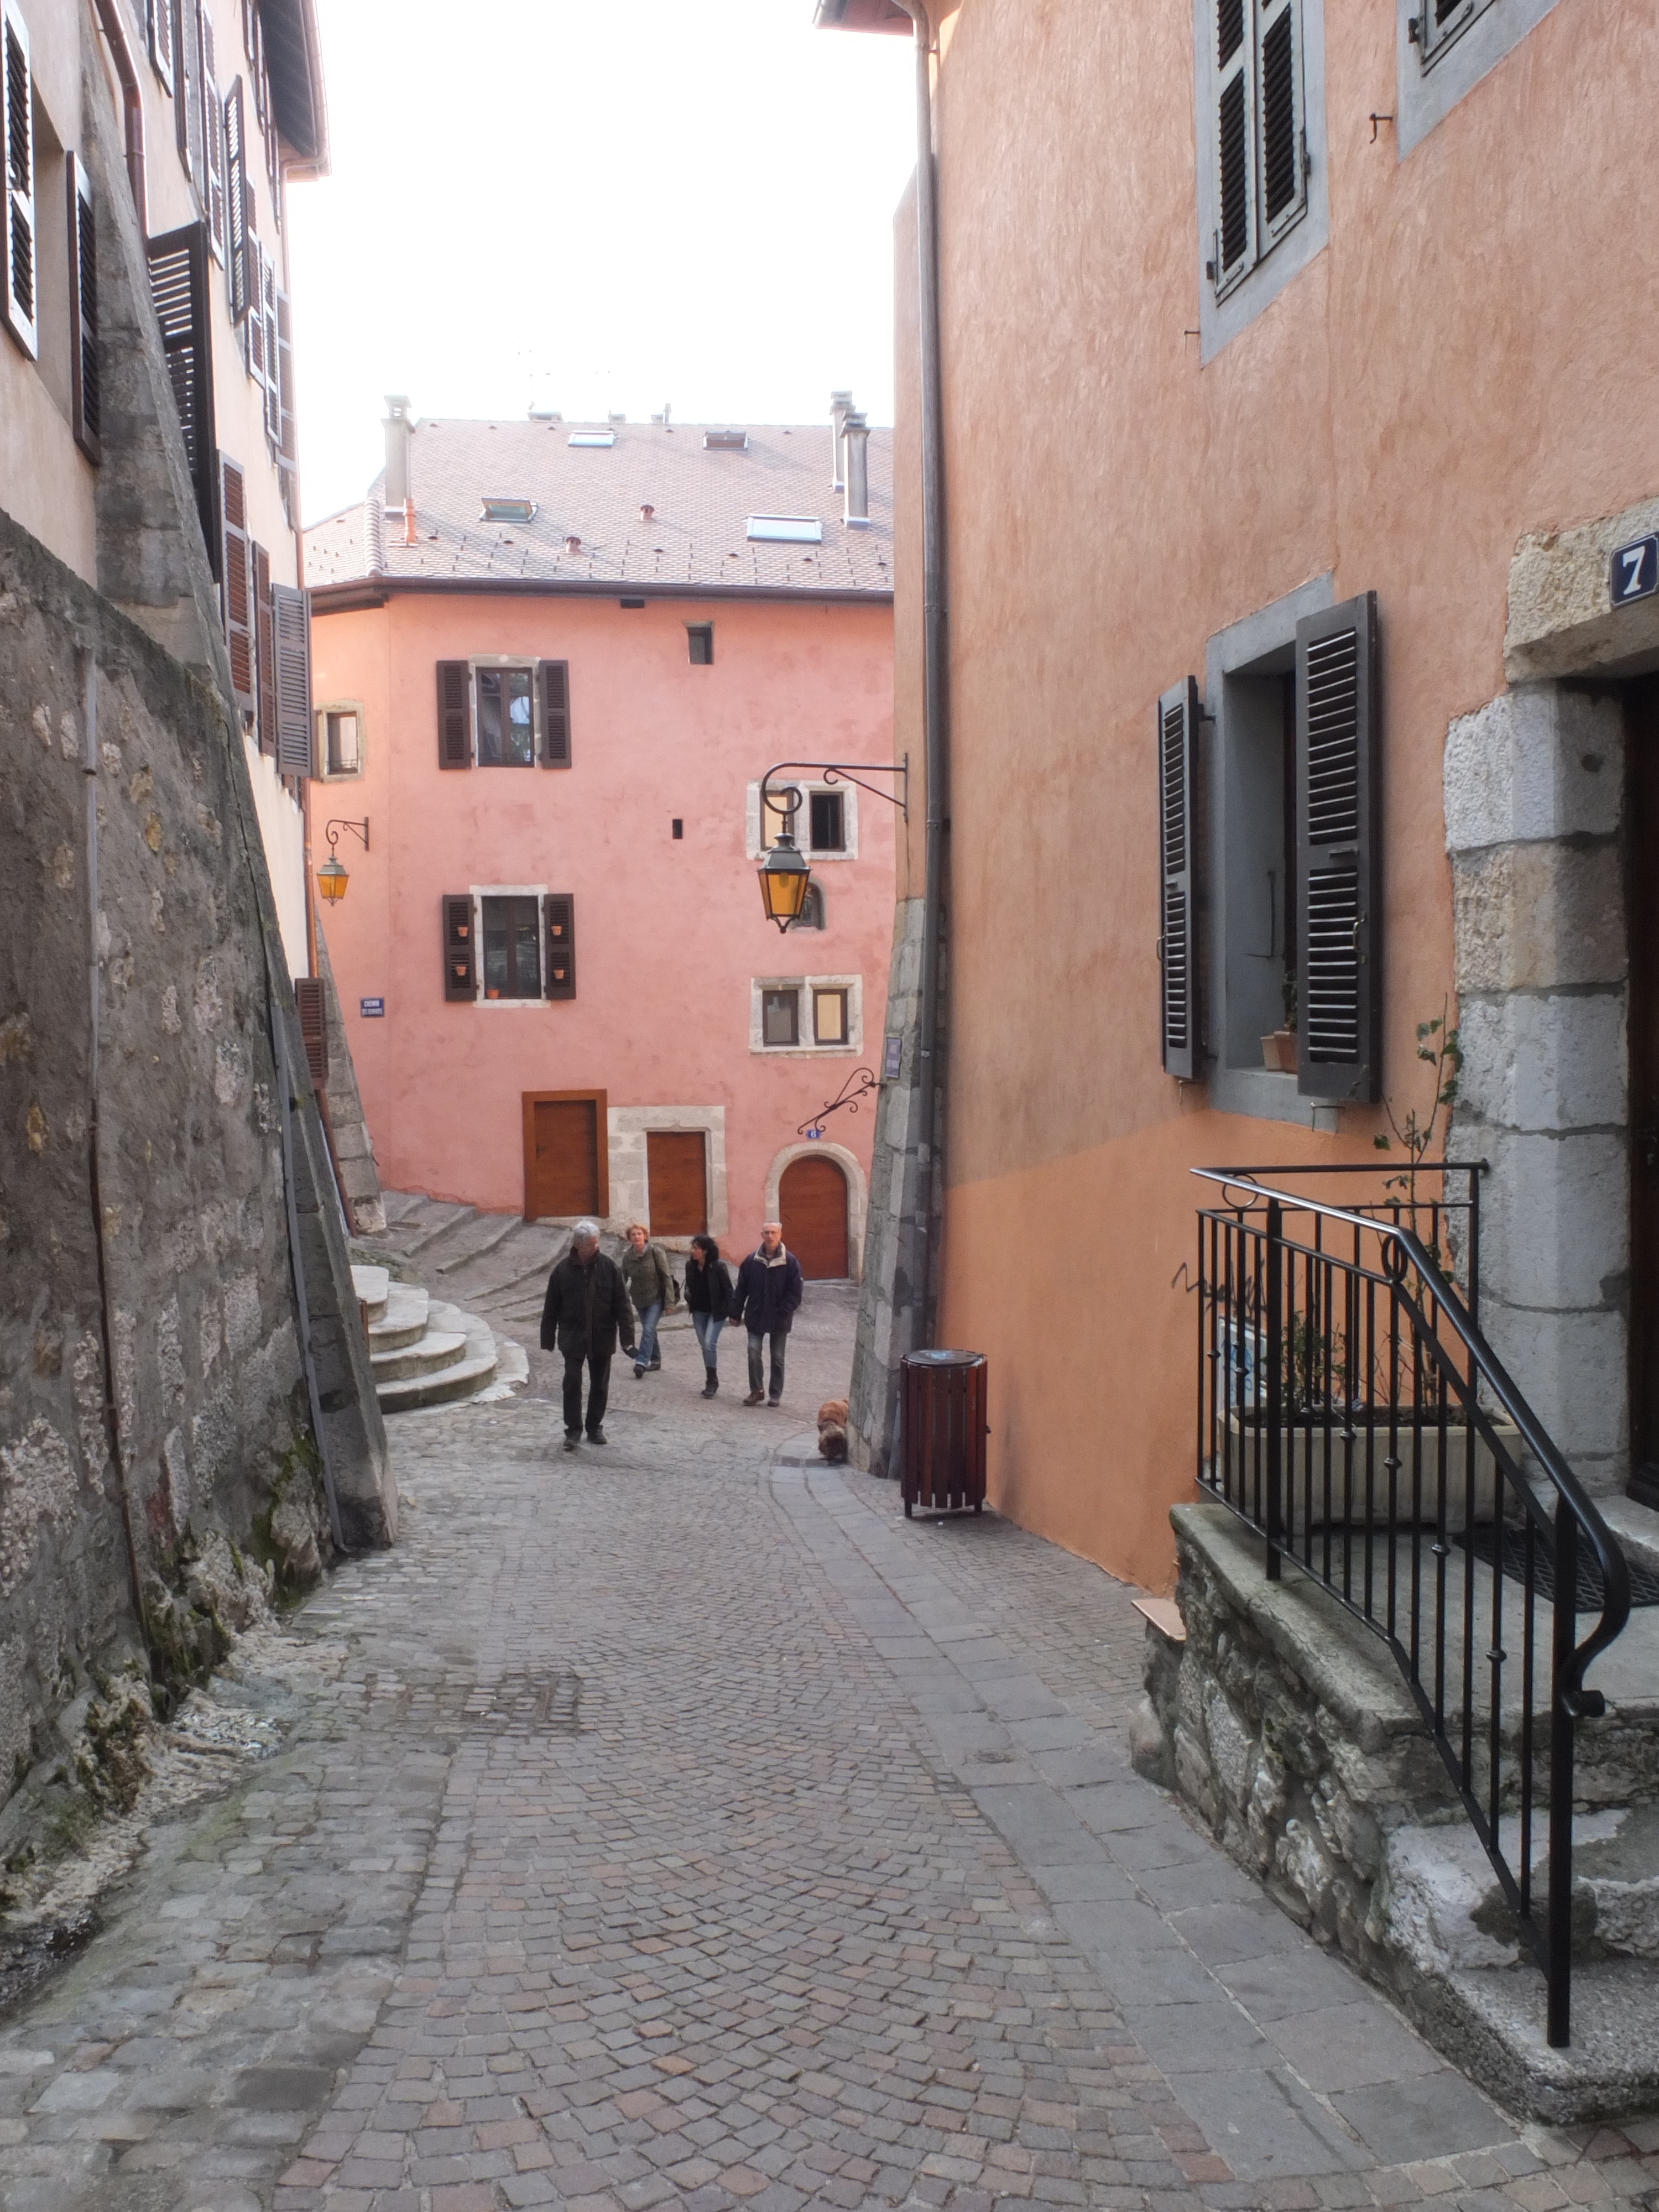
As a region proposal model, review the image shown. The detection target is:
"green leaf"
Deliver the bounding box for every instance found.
[1374,1134,1391,1150]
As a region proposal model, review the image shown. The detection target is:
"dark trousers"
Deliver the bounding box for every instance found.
[747,1329,787,1401]
[562,1352,612,1437]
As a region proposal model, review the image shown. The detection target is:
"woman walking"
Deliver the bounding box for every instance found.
[684,1235,734,1397]
[620,1223,675,1378]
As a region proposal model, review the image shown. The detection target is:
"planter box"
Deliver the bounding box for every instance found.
[1220,1408,1523,1532]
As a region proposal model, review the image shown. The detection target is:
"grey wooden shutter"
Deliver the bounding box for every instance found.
[437,661,472,767]
[1257,0,1303,246]
[148,0,174,89]
[272,582,311,776]
[1158,678,1201,1079]
[241,0,252,62]
[1296,593,1380,1102]
[3,0,38,360]
[443,896,476,1000]
[1214,0,1251,291]
[66,154,100,461]
[275,288,295,472]
[175,0,201,184]
[260,246,279,445]
[540,660,571,766]
[225,81,248,319]
[544,895,575,999]
[201,7,226,263]
[245,229,266,383]
[253,541,276,754]
[218,453,254,710]
[147,223,218,571]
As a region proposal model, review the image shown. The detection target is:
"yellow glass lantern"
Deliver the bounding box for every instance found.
[758,835,811,931]
[316,853,349,904]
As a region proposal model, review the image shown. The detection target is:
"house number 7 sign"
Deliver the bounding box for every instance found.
[1610,534,1658,606]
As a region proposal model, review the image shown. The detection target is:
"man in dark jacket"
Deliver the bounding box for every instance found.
[732,1220,804,1407]
[540,1220,636,1450]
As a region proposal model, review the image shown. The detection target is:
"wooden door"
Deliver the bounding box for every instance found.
[780,1154,849,1279]
[646,1131,707,1236]
[1630,681,1659,1502]
[522,1091,606,1222]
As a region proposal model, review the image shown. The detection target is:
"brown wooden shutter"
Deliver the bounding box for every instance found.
[66,154,100,462]
[544,895,575,999]
[146,223,218,573]
[3,0,38,360]
[272,582,311,776]
[539,660,571,766]
[175,0,201,183]
[437,661,472,768]
[294,976,328,1087]
[224,80,248,320]
[443,896,476,1000]
[1296,592,1380,1103]
[253,539,276,754]
[148,0,174,90]
[275,288,295,472]
[218,453,255,710]
[1158,677,1201,1081]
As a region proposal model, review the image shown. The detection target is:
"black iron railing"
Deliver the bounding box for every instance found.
[1192,1165,1632,2046]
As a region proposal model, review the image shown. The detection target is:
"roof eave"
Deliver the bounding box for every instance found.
[812,0,914,29]
[308,575,893,614]
[260,0,329,172]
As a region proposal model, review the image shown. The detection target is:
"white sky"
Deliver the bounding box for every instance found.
[287,1,917,528]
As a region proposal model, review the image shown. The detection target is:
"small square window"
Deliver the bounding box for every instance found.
[809,790,845,852]
[325,710,360,776]
[687,624,714,665]
[477,668,535,766]
[812,988,848,1046]
[672,818,684,839]
[481,895,541,999]
[763,988,800,1047]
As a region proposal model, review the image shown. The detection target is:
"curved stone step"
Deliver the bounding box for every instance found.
[376,1350,500,1413]
[368,1282,429,1352]
[351,1264,390,1322]
[372,1329,467,1383]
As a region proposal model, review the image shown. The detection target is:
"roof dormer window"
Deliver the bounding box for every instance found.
[481,497,536,524]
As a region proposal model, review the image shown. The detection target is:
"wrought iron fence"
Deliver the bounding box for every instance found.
[1192,1165,1632,2046]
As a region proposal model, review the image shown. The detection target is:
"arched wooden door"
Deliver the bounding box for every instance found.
[779,1154,849,1279]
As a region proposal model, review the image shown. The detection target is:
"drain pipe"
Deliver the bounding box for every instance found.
[895,0,949,1353]
[89,0,147,228]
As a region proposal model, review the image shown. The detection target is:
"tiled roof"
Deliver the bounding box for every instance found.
[304,418,893,598]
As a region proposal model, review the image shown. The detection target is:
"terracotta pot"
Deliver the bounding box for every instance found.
[1274,1029,1298,1072]
[1261,1034,1282,1070]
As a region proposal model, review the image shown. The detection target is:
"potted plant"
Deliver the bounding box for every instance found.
[1262,972,1297,1072]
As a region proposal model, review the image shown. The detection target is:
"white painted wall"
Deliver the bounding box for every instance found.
[243,735,309,979]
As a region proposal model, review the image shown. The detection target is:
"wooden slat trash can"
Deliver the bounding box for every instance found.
[901,1350,988,1518]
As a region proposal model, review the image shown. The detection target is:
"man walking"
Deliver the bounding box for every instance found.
[733,1220,804,1407]
[540,1221,636,1451]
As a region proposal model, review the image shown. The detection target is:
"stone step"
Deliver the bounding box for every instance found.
[395,1204,478,1260]
[371,1328,467,1383]
[435,1214,523,1275]
[368,1282,429,1352]
[375,1349,500,1413]
[350,1264,389,1322]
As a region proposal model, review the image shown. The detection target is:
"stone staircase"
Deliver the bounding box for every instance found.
[349,1250,528,1415]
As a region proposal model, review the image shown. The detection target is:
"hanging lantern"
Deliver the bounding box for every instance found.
[758,834,811,931]
[316,853,349,904]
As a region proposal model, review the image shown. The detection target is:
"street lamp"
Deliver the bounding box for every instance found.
[755,759,907,932]
[315,816,369,905]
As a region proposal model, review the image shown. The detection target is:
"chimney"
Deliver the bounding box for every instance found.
[842,411,870,529]
[830,390,853,491]
[383,394,412,514]
[639,502,655,522]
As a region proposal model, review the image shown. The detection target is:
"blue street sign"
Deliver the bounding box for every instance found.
[359,997,385,1018]
[1610,534,1658,607]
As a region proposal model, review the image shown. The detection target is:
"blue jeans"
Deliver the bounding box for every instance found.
[692,1311,724,1371]
[635,1300,664,1368]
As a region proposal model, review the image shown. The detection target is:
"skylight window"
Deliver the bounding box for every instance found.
[705,430,749,451]
[747,515,822,544]
[481,498,536,523]
[568,431,616,448]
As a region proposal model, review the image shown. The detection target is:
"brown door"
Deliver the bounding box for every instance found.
[780,1154,849,1279]
[1630,681,1659,1502]
[646,1131,707,1236]
[523,1093,603,1222]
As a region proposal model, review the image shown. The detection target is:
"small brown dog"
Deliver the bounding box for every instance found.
[817,1397,849,1463]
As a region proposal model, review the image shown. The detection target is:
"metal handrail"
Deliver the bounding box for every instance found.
[1191,1169,1632,2047]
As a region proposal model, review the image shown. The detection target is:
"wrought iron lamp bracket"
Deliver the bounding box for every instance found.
[759,757,909,836]
[324,817,370,857]
[797,1065,878,1140]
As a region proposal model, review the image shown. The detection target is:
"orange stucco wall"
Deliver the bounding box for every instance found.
[310,589,895,1246]
[902,0,1659,1588]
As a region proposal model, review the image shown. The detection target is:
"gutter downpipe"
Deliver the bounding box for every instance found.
[90,0,146,230]
[896,0,948,1355]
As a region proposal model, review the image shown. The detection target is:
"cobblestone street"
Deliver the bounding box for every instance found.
[2,1289,1656,2212]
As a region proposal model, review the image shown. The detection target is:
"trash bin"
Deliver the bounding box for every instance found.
[900,1349,988,1518]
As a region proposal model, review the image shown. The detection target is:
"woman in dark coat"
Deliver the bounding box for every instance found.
[684,1234,735,1398]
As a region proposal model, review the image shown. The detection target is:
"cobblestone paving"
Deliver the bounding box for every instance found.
[1,1289,1655,2212]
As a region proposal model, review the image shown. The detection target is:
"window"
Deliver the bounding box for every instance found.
[324,708,361,776]
[1394,0,1560,155]
[747,780,857,860]
[687,623,713,665]
[812,988,848,1046]
[763,989,800,1047]
[1211,0,1305,298]
[1418,0,1497,65]
[789,882,826,931]
[482,497,536,523]
[477,667,535,766]
[808,791,845,852]
[482,895,541,999]
[747,515,822,544]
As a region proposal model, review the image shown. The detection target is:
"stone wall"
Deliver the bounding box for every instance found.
[315,924,387,1237]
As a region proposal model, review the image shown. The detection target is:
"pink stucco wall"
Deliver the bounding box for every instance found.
[309,588,894,1254]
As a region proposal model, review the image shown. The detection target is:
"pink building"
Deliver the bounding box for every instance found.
[303,402,895,1277]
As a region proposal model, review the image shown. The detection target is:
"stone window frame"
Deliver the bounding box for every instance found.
[749,973,863,1058]
[1394,0,1565,158]
[315,697,364,781]
[745,780,860,863]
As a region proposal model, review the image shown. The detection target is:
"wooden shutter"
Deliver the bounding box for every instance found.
[1296,593,1380,1103]
[2,0,37,360]
[436,661,472,768]
[1214,0,1251,290]
[175,0,201,184]
[148,0,174,89]
[66,154,100,462]
[263,53,280,224]
[272,582,311,777]
[1257,0,1303,246]
[294,976,328,1088]
[275,288,295,472]
[544,895,575,999]
[443,895,476,1000]
[260,246,279,445]
[1158,677,1201,1081]
[224,81,247,319]
[218,454,254,709]
[245,228,266,383]
[540,660,571,766]
[201,7,226,262]
[147,223,218,572]
[253,540,275,754]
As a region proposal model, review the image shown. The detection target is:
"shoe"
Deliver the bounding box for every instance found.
[563,1432,581,1452]
[767,1398,782,1408]
[587,1427,608,1444]
[649,1357,661,1371]
[633,1362,646,1379]
[701,1371,718,1399]
[743,1390,764,1406]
